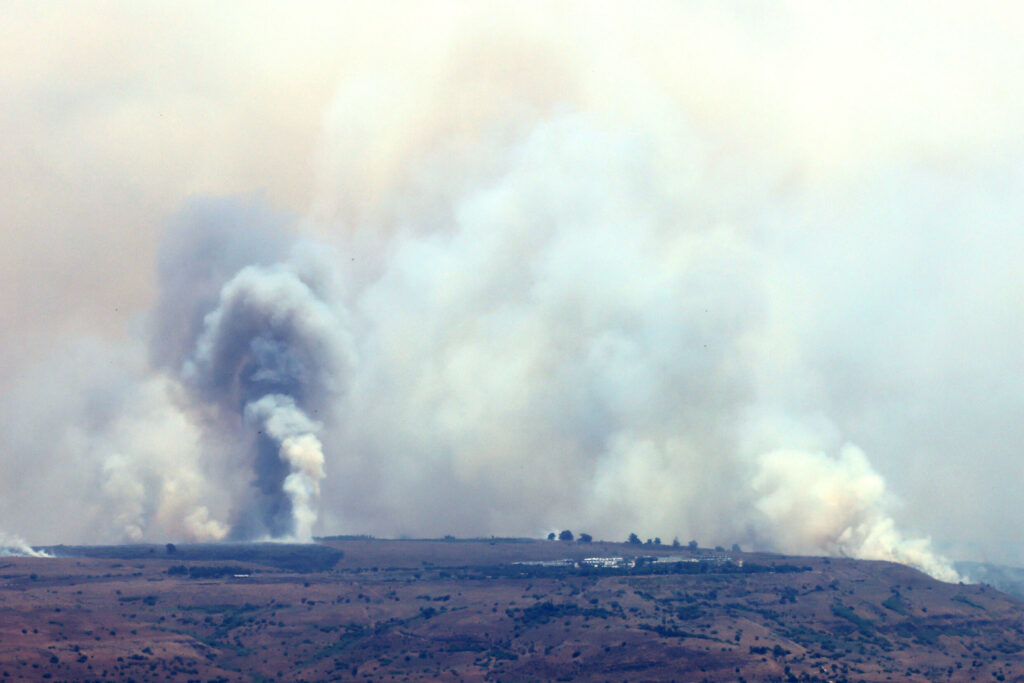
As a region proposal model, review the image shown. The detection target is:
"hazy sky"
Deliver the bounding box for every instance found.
[2,2,1023,574]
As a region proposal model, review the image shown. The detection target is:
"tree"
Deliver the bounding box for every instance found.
[559,529,574,542]
[731,543,742,552]
[628,533,642,545]
[688,540,698,551]
[547,532,556,541]
[672,537,681,548]
[165,543,177,555]
[654,537,662,546]
[578,533,593,543]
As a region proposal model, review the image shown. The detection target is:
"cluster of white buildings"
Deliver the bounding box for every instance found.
[517,553,742,570]
[513,551,741,571]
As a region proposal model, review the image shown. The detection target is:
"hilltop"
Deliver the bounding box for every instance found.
[0,538,1022,681]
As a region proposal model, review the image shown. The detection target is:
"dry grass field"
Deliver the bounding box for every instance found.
[1,539,1023,682]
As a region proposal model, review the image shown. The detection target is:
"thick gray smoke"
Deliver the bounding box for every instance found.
[153,203,354,540]
[0,113,964,580]
[0,155,962,576]
[12,108,948,579]
[6,2,1024,581]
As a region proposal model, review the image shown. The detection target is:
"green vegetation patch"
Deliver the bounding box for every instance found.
[785,625,837,651]
[168,565,249,579]
[51,542,343,572]
[179,602,259,615]
[638,623,717,641]
[305,623,371,664]
[514,601,615,626]
[952,593,985,610]
[891,621,941,646]
[831,603,876,637]
[488,647,519,660]
[675,604,704,620]
[882,594,909,615]
[118,595,159,606]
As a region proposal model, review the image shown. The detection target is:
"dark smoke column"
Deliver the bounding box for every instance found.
[182,260,352,540]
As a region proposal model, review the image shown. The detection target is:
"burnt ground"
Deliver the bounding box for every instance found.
[1,538,1023,682]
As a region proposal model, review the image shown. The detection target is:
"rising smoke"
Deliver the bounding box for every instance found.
[0,109,959,578]
[0,532,50,558]
[152,206,355,541]
[6,2,1024,580]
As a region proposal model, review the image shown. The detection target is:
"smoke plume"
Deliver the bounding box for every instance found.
[0,532,49,558]
[167,224,354,541]
[6,2,1024,581]
[753,446,959,583]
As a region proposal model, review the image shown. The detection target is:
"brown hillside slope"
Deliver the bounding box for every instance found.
[0,539,1021,682]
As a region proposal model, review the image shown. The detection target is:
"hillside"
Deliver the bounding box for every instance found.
[0,539,1022,681]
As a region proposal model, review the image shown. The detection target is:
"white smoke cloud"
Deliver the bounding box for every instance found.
[245,395,325,541]
[0,106,968,580]
[0,342,228,544]
[0,531,50,558]
[753,445,958,582]
[310,110,958,580]
[2,2,1023,579]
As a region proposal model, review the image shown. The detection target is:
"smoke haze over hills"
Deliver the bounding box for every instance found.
[3,2,1024,580]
